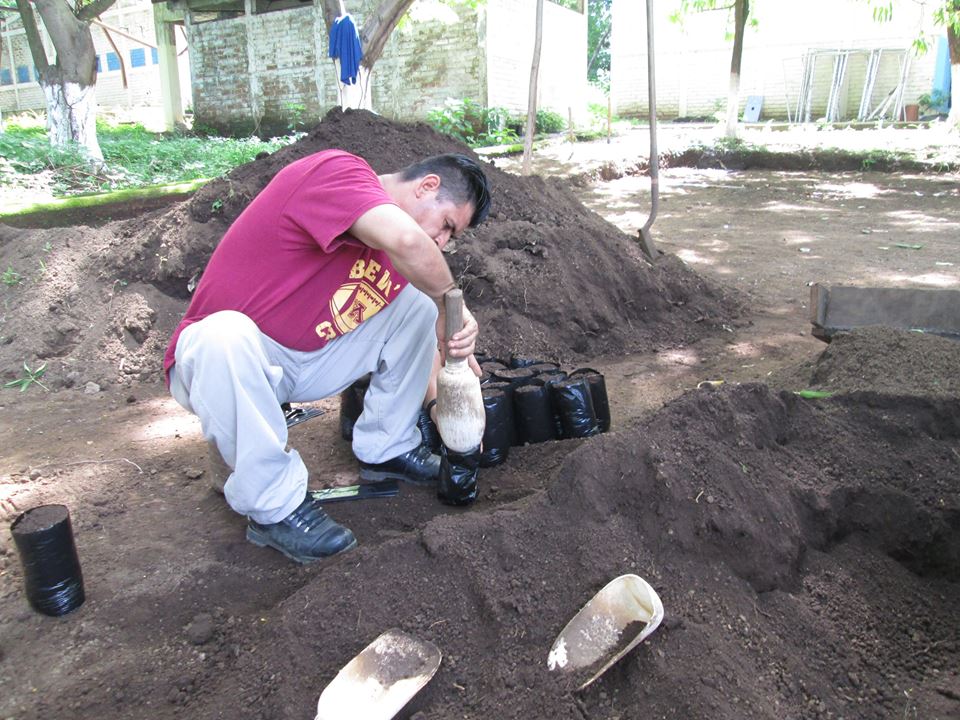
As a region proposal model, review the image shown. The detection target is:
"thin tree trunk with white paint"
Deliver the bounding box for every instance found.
[725,0,749,138]
[522,0,544,176]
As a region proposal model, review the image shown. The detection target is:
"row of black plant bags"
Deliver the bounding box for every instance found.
[337,355,610,471]
[472,354,610,468]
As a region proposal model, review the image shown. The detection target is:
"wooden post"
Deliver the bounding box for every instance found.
[607,95,612,143]
[152,3,184,131]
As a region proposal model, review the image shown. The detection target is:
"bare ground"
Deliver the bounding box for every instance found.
[1,121,958,720]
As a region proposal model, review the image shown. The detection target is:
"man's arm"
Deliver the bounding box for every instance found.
[349,204,456,302]
[349,204,479,368]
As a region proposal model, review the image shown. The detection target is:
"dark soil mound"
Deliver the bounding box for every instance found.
[771,326,960,397]
[26,380,957,720]
[0,109,743,389]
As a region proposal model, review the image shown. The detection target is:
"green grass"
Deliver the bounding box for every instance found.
[2,266,23,286]
[3,361,48,392]
[0,116,297,198]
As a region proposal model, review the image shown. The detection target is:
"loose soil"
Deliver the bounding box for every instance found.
[0,114,958,720]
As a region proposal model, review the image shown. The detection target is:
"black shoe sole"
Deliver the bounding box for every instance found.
[358,466,438,487]
[245,525,358,564]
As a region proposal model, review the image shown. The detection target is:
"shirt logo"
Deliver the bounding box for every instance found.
[315,257,399,341]
[330,281,385,333]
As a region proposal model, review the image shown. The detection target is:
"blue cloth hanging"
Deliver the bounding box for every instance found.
[329,14,363,85]
[931,35,951,113]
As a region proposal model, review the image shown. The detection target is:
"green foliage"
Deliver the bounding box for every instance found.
[0,118,296,197]
[670,0,725,24]
[427,98,520,147]
[285,102,308,133]
[918,89,950,113]
[536,108,567,134]
[794,389,836,399]
[3,362,48,392]
[867,1,960,56]
[587,0,612,82]
[860,149,896,170]
[715,135,747,151]
[2,267,23,286]
[670,0,758,38]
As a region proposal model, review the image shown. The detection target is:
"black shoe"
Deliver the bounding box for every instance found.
[358,444,441,486]
[246,494,357,563]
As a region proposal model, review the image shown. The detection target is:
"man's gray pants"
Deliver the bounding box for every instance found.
[169,284,437,525]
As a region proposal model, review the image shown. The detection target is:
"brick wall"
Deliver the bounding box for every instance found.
[188,4,338,136]
[373,2,486,122]
[186,0,586,135]
[611,0,938,122]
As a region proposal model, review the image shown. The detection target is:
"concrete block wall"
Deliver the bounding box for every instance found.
[0,24,46,112]
[612,0,938,122]
[188,17,254,133]
[187,6,333,136]
[373,2,486,122]
[186,0,587,136]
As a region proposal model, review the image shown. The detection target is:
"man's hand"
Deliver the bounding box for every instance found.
[437,303,482,376]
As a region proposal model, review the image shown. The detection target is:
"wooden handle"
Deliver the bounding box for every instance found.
[444,289,463,342]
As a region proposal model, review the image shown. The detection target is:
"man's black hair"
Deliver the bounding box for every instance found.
[399,153,492,227]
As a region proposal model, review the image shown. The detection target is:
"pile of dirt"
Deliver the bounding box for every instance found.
[4,112,958,720]
[771,326,960,397]
[0,109,743,390]
[17,333,957,720]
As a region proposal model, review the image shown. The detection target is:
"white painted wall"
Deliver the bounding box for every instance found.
[486,0,588,123]
[611,0,940,121]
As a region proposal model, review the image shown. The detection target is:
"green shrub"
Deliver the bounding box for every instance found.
[427,99,520,147]
[535,109,566,134]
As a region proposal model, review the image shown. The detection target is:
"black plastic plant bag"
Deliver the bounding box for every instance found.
[491,367,536,389]
[508,355,540,369]
[11,505,85,617]
[480,388,513,467]
[525,362,561,375]
[438,445,480,506]
[513,384,558,444]
[570,368,611,433]
[550,377,601,439]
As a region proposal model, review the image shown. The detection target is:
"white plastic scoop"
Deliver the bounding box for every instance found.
[547,574,664,691]
[315,628,441,720]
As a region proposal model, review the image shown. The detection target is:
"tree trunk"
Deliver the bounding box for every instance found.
[320,0,415,110]
[948,14,960,127]
[357,0,416,69]
[587,24,611,77]
[0,30,4,130]
[522,0,544,176]
[20,0,103,161]
[725,0,749,139]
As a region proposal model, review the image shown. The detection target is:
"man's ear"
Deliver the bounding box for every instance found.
[415,173,441,197]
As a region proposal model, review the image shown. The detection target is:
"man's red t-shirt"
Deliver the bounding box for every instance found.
[163,150,409,383]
